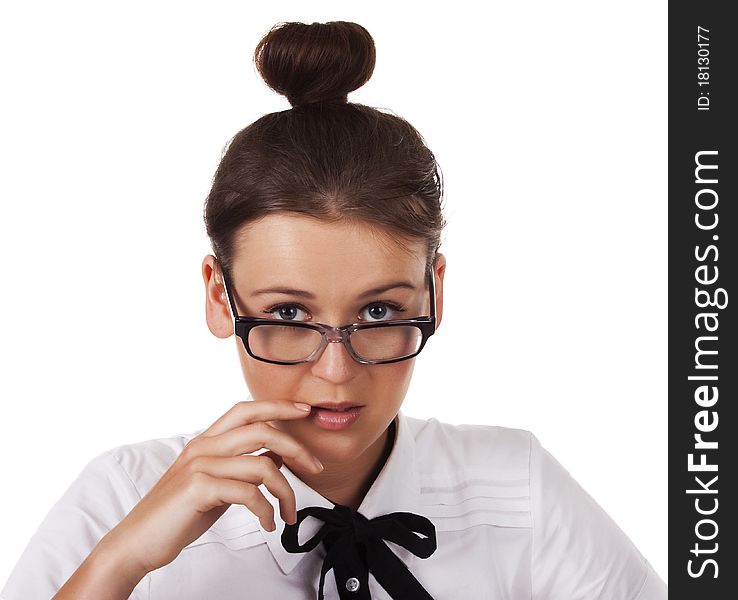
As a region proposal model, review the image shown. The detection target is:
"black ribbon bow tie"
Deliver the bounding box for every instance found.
[281,503,437,600]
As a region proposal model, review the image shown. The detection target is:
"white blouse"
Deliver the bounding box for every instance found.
[1,408,667,599]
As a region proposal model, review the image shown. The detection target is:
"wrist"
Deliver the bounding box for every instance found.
[93,529,151,586]
[52,531,150,600]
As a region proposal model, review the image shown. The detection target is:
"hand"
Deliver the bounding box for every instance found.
[103,400,323,576]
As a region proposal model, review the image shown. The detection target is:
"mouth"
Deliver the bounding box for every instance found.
[309,404,364,429]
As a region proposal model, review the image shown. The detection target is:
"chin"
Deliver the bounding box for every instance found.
[294,419,382,458]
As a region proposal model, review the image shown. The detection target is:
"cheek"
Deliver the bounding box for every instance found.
[237,345,303,399]
[372,359,416,399]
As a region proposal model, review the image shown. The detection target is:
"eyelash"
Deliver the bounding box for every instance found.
[262,300,407,322]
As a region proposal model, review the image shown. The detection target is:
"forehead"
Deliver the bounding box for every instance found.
[231,213,426,289]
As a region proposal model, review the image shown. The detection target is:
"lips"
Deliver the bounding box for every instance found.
[309,404,364,430]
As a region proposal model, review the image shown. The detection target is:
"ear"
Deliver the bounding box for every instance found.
[202,255,233,339]
[432,252,447,330]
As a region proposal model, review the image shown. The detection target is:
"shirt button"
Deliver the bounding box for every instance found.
[345,577,360,592]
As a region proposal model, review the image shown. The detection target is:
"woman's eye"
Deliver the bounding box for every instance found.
[362,302,405,321]
[264,304,309,321]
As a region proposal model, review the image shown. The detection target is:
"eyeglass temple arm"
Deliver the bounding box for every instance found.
[215,260,241,319]
[428,256,437,324]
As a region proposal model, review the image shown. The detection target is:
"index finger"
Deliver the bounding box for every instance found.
[199,399,312,438]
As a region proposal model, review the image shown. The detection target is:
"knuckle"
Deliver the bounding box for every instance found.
[181,438,201,460]
[186,471,209,495]
[243,484,261,504]
[188,455,207,473]
[238,399,264,416]
[243,483,259,502]
[255,454,274,474]
[251,421,270,437]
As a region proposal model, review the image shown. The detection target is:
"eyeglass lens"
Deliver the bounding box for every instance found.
[248,324,422,362]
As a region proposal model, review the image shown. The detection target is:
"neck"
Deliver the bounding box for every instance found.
[298,418,397,512]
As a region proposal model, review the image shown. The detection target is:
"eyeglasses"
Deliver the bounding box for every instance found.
[216,257,437,365]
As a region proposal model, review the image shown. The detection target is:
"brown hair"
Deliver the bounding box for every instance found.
[203,20,446,285]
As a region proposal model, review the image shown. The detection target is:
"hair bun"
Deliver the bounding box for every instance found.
[254,21,376,108]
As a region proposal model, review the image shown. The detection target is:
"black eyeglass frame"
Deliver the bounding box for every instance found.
[216,256,437,366]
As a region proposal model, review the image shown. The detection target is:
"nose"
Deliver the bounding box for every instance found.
[309,334,358,383]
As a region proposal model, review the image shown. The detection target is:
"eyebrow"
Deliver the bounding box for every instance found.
[250,281,418,300]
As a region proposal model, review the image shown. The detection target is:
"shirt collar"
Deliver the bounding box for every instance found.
[260,408,421,575]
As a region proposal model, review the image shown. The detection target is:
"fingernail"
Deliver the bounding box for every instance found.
[270,519,277,531]
[294,402,311,412]
[312,456,324,471]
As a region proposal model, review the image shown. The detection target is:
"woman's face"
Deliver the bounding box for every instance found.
[202,212,445,468]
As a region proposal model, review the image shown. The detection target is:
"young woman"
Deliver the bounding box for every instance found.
[2,21,666,600]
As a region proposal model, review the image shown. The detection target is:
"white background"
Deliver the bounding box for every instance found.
[0,0,668,587]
